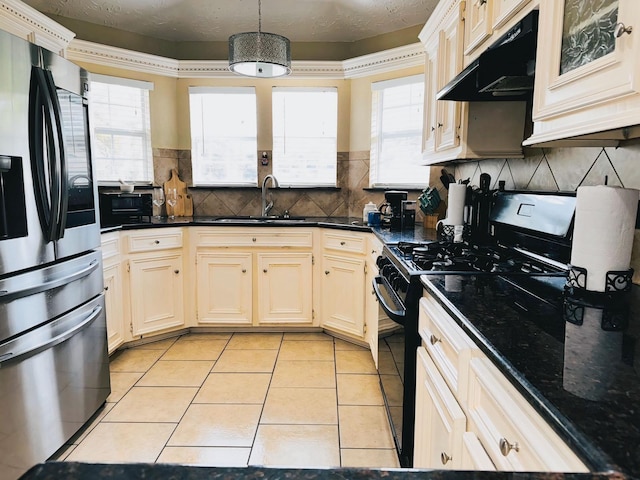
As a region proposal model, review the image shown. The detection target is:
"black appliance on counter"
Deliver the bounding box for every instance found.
[373,190,577,467]
[381,190,416,232]
[99,192,153,226]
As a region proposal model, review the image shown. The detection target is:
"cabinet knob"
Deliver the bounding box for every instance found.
[475,0,487,5]
[174,269,180,274]
[104,286,109,291]
[154,240,160,244]
[325,270,330,275]
[263,269,268,273]
[440,452,452,465]
[430,334,441,345]
[242,269,247,273]
[431,126,435,132]
[340,241,346,245]
[252,237,257,242]
[615,22,633,37]
[437,123,443,128]
[499,437,519,456]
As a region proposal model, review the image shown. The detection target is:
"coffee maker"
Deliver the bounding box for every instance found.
[384,190,408,231]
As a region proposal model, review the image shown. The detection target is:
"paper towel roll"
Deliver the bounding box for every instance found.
[571,185,639,292]
[446,184,466,226]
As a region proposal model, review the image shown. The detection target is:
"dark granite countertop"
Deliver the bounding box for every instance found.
[100,216,438,244]
[420,274,640,479]
[20,462,631,480]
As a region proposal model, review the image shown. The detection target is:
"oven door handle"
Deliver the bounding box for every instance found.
[373,276,406,325]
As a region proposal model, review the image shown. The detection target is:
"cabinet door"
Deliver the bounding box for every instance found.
[435,6,463,152]
[464,0,493,56]
[257,252,313,325]
[129,253,184,336]
[528,0,640,143]
[103,261,125,353]
[492,0,530,29]
[321,254,365,337]
[414,347,466,469]
[364,260,379,369]
[196,252,252,325]
[422,32,439,155]
[461,431,496,470]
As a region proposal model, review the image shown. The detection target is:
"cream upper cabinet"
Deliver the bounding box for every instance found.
[525,0,640,146]
[196,252,253,325]
[420,0,527,163]
[492,0,531,30]
[257,252,313,325]
[464,0,493,57]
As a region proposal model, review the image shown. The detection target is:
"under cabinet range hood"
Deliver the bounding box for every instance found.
[437,10,539,102]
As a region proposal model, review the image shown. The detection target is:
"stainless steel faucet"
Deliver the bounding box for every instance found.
[261,174,279,216]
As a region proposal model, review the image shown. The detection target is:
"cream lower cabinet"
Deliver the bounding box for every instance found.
[196,252,253,325]
[257,252,313,325]
[101,232,125,353]
[193,227,315,327]
[128,252,185,336]
[321,253,365,337]
[414,346,466,469]
[416,289,588,472]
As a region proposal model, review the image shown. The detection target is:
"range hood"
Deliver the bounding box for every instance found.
[437,10,539,102]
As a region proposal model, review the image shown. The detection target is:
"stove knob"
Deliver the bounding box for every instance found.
[376,256,388,269]
[381,264,394,277]
[389,272,399,285]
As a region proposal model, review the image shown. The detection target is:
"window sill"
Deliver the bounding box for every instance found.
[190,185,341,190]
[363,187,425,191]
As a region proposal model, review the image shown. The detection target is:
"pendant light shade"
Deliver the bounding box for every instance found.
[229,0,291,77]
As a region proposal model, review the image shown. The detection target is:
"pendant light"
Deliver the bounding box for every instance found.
[228,0,291,78]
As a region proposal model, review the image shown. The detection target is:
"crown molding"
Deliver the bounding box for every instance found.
[0,0,75,55]
[342,43,425,78]
[67,39,423,79]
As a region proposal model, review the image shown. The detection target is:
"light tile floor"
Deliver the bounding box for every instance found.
[55,332,400,469]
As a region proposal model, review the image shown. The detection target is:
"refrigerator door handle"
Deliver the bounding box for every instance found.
[43,69,68,240]
[0,259,99,302]
[0,305,103,367]
[29,67,54,241]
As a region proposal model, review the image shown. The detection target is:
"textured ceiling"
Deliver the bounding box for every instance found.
[22,0,439,43]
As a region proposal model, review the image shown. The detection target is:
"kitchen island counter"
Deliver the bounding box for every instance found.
[21,462,628,480]
[420,274,640,479]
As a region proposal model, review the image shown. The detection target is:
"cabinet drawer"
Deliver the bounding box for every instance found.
[196,228,313,248]
[323,231,366,254]
[467,357,588,472]
[101,232,121,260]
[126,228,183,253]
[419,295,478,400]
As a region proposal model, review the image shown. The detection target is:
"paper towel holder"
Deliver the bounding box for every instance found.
[563,293,629,331]
[566,265,634,293]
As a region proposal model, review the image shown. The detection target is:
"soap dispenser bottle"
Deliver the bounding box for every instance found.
[363,202,377,224]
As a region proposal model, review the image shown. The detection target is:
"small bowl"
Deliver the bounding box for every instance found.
[119,183,134,193]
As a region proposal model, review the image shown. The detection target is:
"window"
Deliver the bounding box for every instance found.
[272,87,338,187]
[369,75,428,188]
[90,74,153,184]
[189,87,258,186]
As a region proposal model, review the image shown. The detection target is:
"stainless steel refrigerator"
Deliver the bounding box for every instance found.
[0,29,110,479]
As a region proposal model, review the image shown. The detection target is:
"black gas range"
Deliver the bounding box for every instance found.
[373,191,577,467]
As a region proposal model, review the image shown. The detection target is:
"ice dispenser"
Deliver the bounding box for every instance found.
[0,155,27,240]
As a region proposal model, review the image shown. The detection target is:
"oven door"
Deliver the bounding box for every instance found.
[373,276,407,325]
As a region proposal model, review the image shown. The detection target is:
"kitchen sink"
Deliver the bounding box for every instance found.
[213,216,307,223]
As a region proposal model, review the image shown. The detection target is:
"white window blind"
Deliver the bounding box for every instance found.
[369,75,428,188]
[90,74,153,184]
[272,87,337,187]
[189,87,258,186]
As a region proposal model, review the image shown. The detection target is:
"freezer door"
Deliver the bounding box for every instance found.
[0,29,55,275]
[0,293,110,480]
[0,250,103,344]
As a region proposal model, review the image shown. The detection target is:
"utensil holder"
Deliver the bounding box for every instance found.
[423,214,440,230]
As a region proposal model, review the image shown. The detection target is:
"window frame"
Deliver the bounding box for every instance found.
[271,86,338,188]
[189,86,259,187]
[369,74,428,189]
[90,74,154,186]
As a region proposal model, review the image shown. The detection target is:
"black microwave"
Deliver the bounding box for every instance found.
[99,193,152,226]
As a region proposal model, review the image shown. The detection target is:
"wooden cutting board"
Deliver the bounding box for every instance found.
[163,169,188,217]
